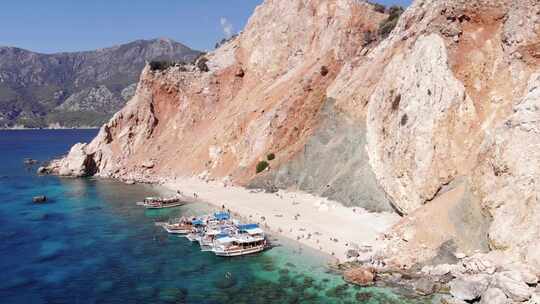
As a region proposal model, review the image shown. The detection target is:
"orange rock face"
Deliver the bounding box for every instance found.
[78,0,388,185]
[343,266,376,286]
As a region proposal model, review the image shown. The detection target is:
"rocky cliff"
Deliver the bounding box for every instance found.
[0,38,201,128]
[50,0,540,272]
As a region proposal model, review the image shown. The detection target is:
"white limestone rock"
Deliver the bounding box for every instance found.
[54,143,95,177]
[528,293,540,304]
[480,288,509,304]
[366,33,477,214]
[473,73,540,270]
[493,271,533,302]
[449,274,490,301]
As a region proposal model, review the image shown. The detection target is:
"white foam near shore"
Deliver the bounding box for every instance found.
[160,177,400,262]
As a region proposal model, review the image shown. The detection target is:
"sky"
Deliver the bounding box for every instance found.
[0,0,412,54]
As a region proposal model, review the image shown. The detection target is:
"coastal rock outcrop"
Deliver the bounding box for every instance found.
[46,143,96,177]
[479,288,508,304]
[343,266,376,287]
[418,252,540,303]
[48,0,540,276]
[32,195,47,203]
[449,275,490,301]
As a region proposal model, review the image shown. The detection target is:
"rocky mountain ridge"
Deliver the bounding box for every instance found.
[47,0,540,300]
[0,38,201,128]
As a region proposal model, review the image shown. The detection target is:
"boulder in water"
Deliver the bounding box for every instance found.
[214,273,238,289]
[32,195,47,203]
[414,277,439,295]
[343,266,376,286]
[37,166,50,174]
[24,158,38,165]
[158,288,187,303]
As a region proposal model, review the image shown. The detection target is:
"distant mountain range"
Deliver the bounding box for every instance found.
[0,38,201,128]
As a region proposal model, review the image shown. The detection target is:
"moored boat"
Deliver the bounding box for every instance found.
[158,211,269,256]
[200,230,229,251]
[137,196,185,209]
[161,217,194,234]
[185,219,205,242]
[212,223,267,256]
[213,234,267,257]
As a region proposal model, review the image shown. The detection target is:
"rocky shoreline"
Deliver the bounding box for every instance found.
[340,252,540,304]
[38,158,540,303]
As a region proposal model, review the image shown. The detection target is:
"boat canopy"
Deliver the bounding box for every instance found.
[192,219,204,226]
[216,236,236,243]
[216,233,230,239]
[238,224,259,231]
[235,235,264,243]
[245,227,264,235]
[214,212,230,221]
[206,229,221,235]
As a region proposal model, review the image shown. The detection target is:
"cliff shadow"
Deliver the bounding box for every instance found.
[249,98,394,213]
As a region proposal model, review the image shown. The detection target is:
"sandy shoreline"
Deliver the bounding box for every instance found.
[158,177,399,262]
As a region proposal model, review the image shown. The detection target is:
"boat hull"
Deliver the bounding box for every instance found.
[186,234,201,242]
[200,244,214,252]
[145,203,185,209]
[164,227,190,234]
[214,246,265,257]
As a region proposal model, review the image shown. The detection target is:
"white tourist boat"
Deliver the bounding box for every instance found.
[161,217,193,234]
[185,218,206,242]
[199,229,225,251]
[137,196,185,209]
[213,234,267,256]
[199,222,236,251]
[158,211,268,256]
[212,224,267,256]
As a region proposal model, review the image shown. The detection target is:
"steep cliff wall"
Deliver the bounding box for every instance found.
[51,0,390,209]
[50,0,540,268]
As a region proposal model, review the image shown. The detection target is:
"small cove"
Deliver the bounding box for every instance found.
[0,130,431,303]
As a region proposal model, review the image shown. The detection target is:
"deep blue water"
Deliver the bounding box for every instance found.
[0,130,429,304]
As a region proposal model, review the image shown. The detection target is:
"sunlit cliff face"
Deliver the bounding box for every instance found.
[51,0,540,268]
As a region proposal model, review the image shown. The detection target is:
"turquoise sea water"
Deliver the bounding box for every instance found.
[0,130,431,303]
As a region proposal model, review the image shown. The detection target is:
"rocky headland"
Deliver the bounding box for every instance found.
[44,0,540,302]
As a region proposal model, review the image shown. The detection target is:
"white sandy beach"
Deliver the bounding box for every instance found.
[160,177,399,262]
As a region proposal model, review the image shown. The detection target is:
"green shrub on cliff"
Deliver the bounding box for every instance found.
[267,153,275,161]
[256,161,269,174]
